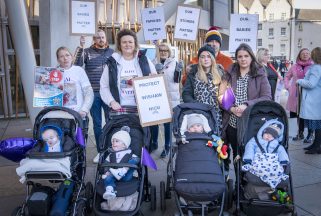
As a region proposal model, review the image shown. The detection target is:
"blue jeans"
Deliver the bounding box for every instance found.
[90,92,109,150]
[150,123,171,150]
[103,158,139,188]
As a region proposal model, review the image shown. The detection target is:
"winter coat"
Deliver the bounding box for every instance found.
[182,64,224,103]
[243,119,289,164]
[100,52,157,106]
[264,63,279,100]
[152,57,180,108]
[219,65,272,138]
[74,45,114,92]
[297,64,321,120]
[284,62,312,113]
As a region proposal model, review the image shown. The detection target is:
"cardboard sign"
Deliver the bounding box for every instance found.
[133,75,172,127]
[229,14,258,52]
[70,0,96,35]
[141,7,166,41]
[174,4,201,42]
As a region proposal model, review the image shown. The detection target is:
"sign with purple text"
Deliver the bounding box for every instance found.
[141,7,166,41]
[70,0,96,35]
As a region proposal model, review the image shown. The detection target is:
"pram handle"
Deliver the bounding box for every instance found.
[98,162,139,170]
[27,150,74,159]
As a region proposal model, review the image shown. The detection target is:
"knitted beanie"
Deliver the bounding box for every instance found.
[205,26,222,45]
[111,126,131,148]
[198,44,216,59]
[187,114,204,129]
[263,123,282,139]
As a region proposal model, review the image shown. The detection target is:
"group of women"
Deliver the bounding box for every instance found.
[54,28,321,164]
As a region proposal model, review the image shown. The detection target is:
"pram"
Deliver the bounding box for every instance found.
[161,103,233,216]
[235,100,296,216]
[11,106,93,216]
[93,114,156,215]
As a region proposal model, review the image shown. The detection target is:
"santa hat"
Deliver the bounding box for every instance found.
[263,123,282,139]
[205,26,222,45]
[111,126,131,148]
[187,114,204,129]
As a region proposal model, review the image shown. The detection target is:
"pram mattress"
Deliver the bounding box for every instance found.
[174,133,225,201]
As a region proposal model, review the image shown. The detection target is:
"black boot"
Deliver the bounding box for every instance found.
[304,143,316,150]
[293,131,304,141]
[305,130,321,154]
[304,130,314,143]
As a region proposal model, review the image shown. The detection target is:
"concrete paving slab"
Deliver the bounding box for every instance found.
[0,119,9,129]
[294,182,321,216]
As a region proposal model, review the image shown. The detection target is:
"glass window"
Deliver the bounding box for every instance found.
[258,23,262,30]
[269,44,273,53]
[281,13,286,20]
[299,23,303,31]
[281,27,286,36]
[269,13,274,21]
[298,38,302,48]
[280,44,286,53]
[258,39,262,47]
[269,28,274,36]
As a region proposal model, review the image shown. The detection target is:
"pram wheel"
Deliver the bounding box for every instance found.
[160,181,166,211]
[150,185,157,211]
[85,182,93,213]
[11,206,23,216]
[75,200,86,216]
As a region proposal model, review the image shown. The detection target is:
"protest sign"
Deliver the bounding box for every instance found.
[229,14,258,52]
[174,4,201,42]
[70,0,96,35]
[133,75,172,127]
[33,67,64,107]
[141,7,166,41]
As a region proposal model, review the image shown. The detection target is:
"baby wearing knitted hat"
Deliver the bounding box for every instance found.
[102,126,139,200]
[263,123,282,141]
[187,114,205,133]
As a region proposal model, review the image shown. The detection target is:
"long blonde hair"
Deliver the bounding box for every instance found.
[197,51,221,85]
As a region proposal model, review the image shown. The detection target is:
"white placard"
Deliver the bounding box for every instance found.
[70,0,96,35]
[133,75,172,127]
[174,4,201,42]
[229,14,258,52]
[141,7,166,41]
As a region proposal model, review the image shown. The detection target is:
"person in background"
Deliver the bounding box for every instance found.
[297,47,321,154]
[150,43,181,157]
[219,43,271,170]
[257,48,282,100]
[56,46,94,119]
[284,48,314,143]
[100,29,156,115]
[272,58,279,72]
[182,26,233,85]
[74,29,114,163]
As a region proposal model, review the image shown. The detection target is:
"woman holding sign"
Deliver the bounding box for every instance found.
[218,43,271,169]
[56,46,94,118]
[150,43,182,158]
[182,44,224,134]
[100,29,156,115]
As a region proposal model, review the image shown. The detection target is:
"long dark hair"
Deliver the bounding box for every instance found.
[234,43,261,77]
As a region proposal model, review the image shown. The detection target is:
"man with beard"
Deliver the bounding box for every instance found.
[74,29,114,163]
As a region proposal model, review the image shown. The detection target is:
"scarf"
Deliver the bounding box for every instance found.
[295,59,313,79]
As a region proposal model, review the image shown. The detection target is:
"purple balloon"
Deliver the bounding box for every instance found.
[0,137,37,162]
[222,87,235,111]
[76,127,86,148]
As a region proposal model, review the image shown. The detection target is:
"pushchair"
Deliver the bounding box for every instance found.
[93,114,156,215]
[160,103,233,216]
[10,106,93,216]
[235,100,296,216]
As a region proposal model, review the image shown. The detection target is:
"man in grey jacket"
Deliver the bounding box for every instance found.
[74,29,114,163]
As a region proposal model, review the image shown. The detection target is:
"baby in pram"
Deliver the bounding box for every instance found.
[102,126,140,200]
[242,119,290,190]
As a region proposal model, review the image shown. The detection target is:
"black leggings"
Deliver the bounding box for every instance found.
[226,124,238,160]
[290,111,304,133]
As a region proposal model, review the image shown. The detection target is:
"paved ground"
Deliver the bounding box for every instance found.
[0,117,321,216]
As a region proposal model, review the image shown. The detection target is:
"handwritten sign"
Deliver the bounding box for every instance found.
[229,14,258,52]
[70,0,96,35]
[133,75,172,127]
[141,7,166,41]
[174,4,201,42]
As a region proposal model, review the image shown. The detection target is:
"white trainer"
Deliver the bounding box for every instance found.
[103,186,116,200]
[93,153,100,163]
[109,167,128,180]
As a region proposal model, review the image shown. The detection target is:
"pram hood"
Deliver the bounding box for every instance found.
[238,100,288,149]
[173,103,221,138]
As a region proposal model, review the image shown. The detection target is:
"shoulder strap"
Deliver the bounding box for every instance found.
[120,153,133,163]
[109,152,116,163]
[254,136,266,153]
[272,144,280,154]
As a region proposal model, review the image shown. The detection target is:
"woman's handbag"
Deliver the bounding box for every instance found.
[222,86,235,111]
